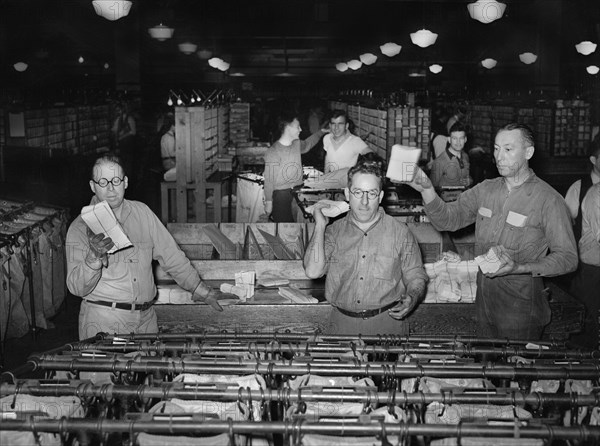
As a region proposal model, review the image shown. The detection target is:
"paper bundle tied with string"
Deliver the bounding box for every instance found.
[81,200,132,253]
[234,271,255,302]
[386,144,422,183]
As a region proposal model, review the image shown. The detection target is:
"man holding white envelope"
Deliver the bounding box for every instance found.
[403,123,577,340]
[304,153,428,335]
[66,153,223,340]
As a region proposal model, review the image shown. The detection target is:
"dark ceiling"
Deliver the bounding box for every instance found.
[1,0,599,93]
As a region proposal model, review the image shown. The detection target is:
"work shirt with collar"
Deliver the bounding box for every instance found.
[66,197,203,304]
[424,170,578,277]
[322,209,427,312]
[580,182,600,266]
[430,148,470,188]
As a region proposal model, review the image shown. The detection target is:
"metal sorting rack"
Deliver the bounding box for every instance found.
[0,199,68,351]
[1,332,600,445]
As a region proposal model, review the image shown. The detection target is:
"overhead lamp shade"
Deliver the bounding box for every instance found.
[218,61,230,71]
[347,59,363,70]
[587,65,600,75]
[78,56,85,64]
[178,42,197,55]
[467,0,506,24]
[481,58,497,69]
[92,0,132,21]
[197,49,212,60]
[359,53,378,65]
[148,24,174,41]
[230,72,246,77]
[13,62,28,72]
[380,42,402,57]
[408,68,426,78]
[429,64,443,74]
[410,29,438,48]
[576,41,597,55]
[336,62,349,72]
[519,52,538,64]
[103,62,110,69]
[208,57,224,69]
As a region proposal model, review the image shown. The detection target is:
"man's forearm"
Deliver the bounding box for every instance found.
[406,278,428,302]
[303,223,327,278]
[421,187,437,205]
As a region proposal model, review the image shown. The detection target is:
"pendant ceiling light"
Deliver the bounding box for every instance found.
[481,58,497,69]
[467,0,506,24]
[178,42,197,55]
[587,65,600,75]
[208,57,230,71]
[575,41,597,55]
[410,29,438,48]
[429,64,443,74]
[197,49,213,60]
[13,62,28,72]
[148,24,174,41]
[380,42,402,57]
[347,59,363,70]
[92,0,132,21]
[335,62,349,72]
[519,52,538,64]
[359,53,378,65]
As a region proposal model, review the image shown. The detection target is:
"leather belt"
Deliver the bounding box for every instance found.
[334,301,398,319]
[86,299,156,311]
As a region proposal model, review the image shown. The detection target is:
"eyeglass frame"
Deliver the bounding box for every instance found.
[349,188,380,200]
[92,176,125,188]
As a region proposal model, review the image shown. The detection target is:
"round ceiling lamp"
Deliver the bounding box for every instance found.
[380,42,402,57]
[575,41,597,55]
[410,29,438,48]
[467,0,506,24]
[359,53,378,65]
[347,59,363,70]
[178,42,198,55]
[13,62,28,72]
[519,52,538,64]
[230,72,246,77]
[429,64,443,74]
[92,0,132,21]
[197,49,213,60]
[208,57,229,71]
[103,62,110,69]
[335,62,349,72]
[481,58,497,69]
[78,56,85,64]
[587,65,600,75]
[148,24,174,41]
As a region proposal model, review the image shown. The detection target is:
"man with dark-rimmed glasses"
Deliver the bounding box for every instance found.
[304,152,428,335]
[66,153,223,340]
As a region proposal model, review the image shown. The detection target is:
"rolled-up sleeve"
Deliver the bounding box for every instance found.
[66,219,103,297]
[398,226,428,288]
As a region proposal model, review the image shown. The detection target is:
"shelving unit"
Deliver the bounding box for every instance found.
[553,101,592,157]
[388,106,431,162]
[348,105,388,159]
[229,102,250,145]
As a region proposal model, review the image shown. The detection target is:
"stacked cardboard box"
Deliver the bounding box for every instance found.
[553,100,591,157]
[229,102,250,145]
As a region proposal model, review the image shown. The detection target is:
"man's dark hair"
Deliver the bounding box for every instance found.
[91,152,126,179]
[347,152,385,188]
[276,111,298,138]
[330,109,348,122]
[589,134,600,158]
[497,123,535,148]
[448,122,468,135]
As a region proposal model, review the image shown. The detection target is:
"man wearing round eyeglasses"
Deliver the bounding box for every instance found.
[304,153,428,335]
[66,153,224,340]
[323,110,371,174]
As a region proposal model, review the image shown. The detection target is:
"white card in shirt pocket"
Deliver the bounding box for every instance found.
[478,207,492,218]
[506,211,528,227]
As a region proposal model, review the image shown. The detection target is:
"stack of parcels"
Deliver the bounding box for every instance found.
[278,284,318,304]
[424,257,478,303]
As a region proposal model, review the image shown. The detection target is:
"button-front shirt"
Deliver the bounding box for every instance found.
[323,209,427,311]
[580,183,600,266]
[424,171,577,277]
[430,148,470,188]
[66,198,203,304]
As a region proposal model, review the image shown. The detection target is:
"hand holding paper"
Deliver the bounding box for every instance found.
[80,200,132,254]
[305,200,350,218]
[386,145,422,183]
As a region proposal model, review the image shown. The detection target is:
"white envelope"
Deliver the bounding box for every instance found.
[80,201,132,254]
[386,144,422,182]
[305,199,350,218]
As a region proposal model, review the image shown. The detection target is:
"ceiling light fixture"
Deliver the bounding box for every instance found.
[467,0,506,24]
[587,65,600,75]
[429,64,443,74]
[148,24,174,41]
[408,68,426,77]
[13,62,28,72]
[230,72,246,77]
[178,42,197,55]
[410,29,438,48]
[197,49,212,60]
[519,52,538,64]
[78,56,85,64]
[359,53,377,65]
[92,0,132,21]
[576,41,597,55]
[380,42,402,57]
[103,62,110,69]
[481,58,497,69]
[347,59,362,70]
[335,62,349,72]
[208,57,230,71]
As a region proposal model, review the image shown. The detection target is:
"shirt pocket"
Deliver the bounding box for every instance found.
[372,254,396,281]
[502,212,529,251]
[475,207,493,242]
